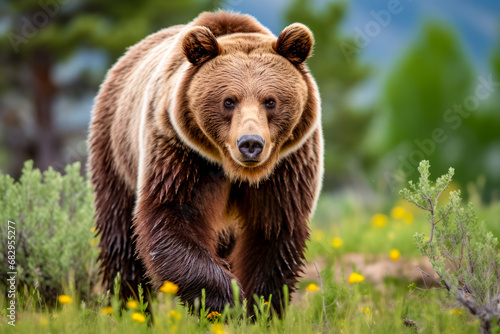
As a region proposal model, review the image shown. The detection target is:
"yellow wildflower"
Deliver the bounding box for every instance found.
[126,300,138,309]
[348,272,365,283]
[306,283,320,292]
[371,213,388,227]
[389,249,401,261]
[361,307,370,313]
[331,237,343,248]
[160,281,179,294]
[100,306,113,315]
[58,295,72,304]
[90,227,96,233]
[40,316,49,327]
[450,309,462,315]
[206,311,221,319]
[403,212,414,224]
[131,312,146,323]
[212,323,225,334]
[390,206,406,219]
[170,310,182,320]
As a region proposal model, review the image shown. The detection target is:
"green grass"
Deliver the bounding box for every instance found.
[1,192,499,333]
[0,284,483,334]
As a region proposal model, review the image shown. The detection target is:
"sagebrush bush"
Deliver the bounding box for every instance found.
[401,160,500,334]
[0,161,99,303]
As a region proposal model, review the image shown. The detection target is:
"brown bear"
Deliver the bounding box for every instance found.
[88,10,323,315]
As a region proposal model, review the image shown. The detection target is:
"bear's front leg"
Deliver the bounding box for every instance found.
[230,223,308,317]
[133,159,243,313]
[229,176,314,317]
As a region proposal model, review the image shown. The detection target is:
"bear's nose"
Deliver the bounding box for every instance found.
[237,135,265,160]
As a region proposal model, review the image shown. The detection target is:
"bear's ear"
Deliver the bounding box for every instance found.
[182,26,220,66]
[274,23,314,65]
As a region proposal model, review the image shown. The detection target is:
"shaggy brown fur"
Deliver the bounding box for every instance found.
[88,10,323,315]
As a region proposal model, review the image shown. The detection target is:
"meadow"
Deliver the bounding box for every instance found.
[1,162,499,333]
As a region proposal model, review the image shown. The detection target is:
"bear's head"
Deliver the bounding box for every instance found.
[172,20,319,184]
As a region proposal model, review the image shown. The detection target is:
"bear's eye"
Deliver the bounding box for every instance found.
[224,98,235,109]
[265,99,276,108]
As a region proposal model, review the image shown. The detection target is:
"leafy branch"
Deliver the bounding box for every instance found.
[400,160,500,334]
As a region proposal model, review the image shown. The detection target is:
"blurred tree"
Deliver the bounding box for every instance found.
[284,0,373,191]
[0,0,211,173]
[376,22,500,199]
[381,23,474,152]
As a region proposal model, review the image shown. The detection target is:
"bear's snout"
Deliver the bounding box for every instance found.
[237,135,265,160]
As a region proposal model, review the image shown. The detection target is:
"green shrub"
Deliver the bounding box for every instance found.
[401,160,500,334]
[0,161,99,304]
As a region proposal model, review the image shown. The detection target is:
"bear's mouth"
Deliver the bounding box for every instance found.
[240,160,260,167]
[233,156,267,169]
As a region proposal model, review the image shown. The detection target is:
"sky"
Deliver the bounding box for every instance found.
[223,0,500,106]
